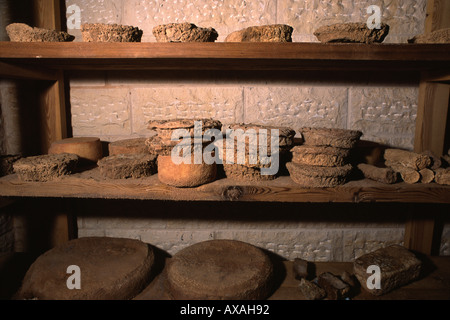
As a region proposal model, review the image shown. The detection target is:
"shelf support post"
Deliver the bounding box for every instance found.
[407,0,450,256]
[34,0,72,248]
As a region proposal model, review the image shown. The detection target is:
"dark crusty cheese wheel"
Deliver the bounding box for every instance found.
[13,153,78,182]
[48,137,103,163]
[291,145,350,167]
[14,237,155,300]
[286,162,352,187]
[97,153,157,179]
[165,239,274,300]
[299,127,362,149]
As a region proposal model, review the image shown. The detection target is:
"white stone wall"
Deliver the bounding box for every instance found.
[64,0,450,261]
[66,0,427,43]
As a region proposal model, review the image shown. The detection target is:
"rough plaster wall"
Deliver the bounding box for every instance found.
[63,0,448,260]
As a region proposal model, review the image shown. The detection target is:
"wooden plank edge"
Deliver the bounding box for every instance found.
[1,175,450,203]
[1,42,450,61]
[0,61,58,81]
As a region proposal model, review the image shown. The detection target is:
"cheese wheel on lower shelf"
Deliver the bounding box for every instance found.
[14,237,155,300]
[48,137,102,163]
[165,240,274,300]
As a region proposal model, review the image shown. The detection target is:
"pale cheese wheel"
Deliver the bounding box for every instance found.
[157,155,216,187]
[48,137,102,163]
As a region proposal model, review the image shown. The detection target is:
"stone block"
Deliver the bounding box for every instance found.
[70,88,131,136]
[80,216,167,230]
[139,230,214,255]
[360,134,415,151]
[214,229,343,261]
[69,71,107,87]
[349,87,418,149]
[244,87,348,130]
[343,228,404,261]
[66,0,123,25]
[122,0,277,42]
[131,87,244,135]
[65,0,123,42]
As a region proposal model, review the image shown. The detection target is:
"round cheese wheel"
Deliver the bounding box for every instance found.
[286,162,352,187]
[166,240,274,300]
[48,137,102,163]
[15,237,155,300]
[157,155,216,187]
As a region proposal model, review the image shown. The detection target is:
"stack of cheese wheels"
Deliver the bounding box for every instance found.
[146,119,222,188]
[165,240,274,300]
[14,237,155,300]
[287,127,362,187]
[48,137,102,164]
[217,123,295,181]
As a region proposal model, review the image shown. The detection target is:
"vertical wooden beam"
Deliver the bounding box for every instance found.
[32,0,67,152]
[31,0,71,247]
[406,0,450,256]
[32,0,62,31]
[425,0,450,33]
[415,82,450,156]
[38,71,68,154]
[404,217,436,255]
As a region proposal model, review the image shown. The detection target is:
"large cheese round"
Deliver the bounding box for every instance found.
[15,237,155,300]
[157,155,216,187]
[48,137,103,163]
[165,240,274,300]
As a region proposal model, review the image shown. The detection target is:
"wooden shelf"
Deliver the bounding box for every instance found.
[1,169,450,203]
[0,42,449,75]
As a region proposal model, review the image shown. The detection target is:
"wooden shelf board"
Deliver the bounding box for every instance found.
[1,168,450,203]
[0,42,449,72]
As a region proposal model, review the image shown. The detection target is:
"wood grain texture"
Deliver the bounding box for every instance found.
[29,0,68,247]
[38,72,68,154]
[32,0,61,30]
[404,218,436,255]
[426,0,450,33]
[415,82,450,155]
[0,62,58,80]
[0,43,449,72]
[1,172,450,203]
